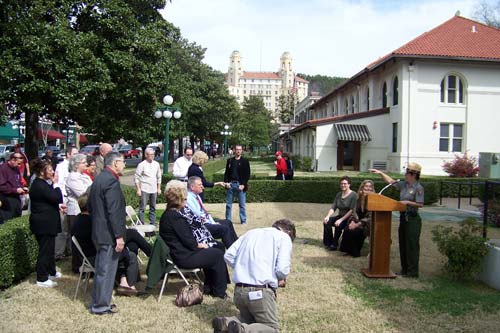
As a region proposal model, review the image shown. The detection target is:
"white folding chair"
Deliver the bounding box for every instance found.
[72,236,95,301]
[126,205,142,226]
[125,205,157,243]
[158,261,202,303]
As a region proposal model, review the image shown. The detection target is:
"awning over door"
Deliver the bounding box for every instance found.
[37,129,65,140]
[334,124,372,142]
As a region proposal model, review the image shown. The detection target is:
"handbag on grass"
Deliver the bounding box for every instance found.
[175,283,203,307]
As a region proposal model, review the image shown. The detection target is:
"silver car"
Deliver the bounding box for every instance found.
[0,145,15,163]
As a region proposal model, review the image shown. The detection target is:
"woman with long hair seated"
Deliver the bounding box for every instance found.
[339,180,375,257]
[322,176,358,251]
[159,180,228,299]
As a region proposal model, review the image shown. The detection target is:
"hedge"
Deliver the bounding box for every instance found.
[199,179,438,205]
[0,215,38,289]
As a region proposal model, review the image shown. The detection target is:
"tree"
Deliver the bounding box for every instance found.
[233,96,272,152]
[297,73,348,95]
[278,92,297,124]
[1,0,239,159]
[0,0,114,158]
[473,0,500,28]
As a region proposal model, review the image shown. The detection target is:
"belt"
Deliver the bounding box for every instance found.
[235,283,272,289]
[177,178,188,182]
[230,180,239,183]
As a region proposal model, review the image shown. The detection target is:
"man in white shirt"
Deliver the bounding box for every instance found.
[134,148,162,225]
[54,146,78,258]
[186,176,238,248]
[212,219,296,333]
[172,147,193,181]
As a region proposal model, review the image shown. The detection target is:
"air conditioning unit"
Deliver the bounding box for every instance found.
[368,160,387,170]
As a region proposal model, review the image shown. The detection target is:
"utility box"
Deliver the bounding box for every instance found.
[479,152,500,178]
[478,239,500,291]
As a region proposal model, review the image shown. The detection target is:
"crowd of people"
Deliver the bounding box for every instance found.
[0,141,425,330]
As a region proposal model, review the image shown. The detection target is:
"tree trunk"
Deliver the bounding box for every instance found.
[25,111,39,160]
[178,136,184,158]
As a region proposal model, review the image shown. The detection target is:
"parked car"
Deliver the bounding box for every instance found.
[118,145,141,159]
[38,145,63,162]
[0,145,15,163]
[80,144,100,156]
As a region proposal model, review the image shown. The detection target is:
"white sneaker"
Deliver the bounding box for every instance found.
[49,272,63,281]
[36,279,58,288]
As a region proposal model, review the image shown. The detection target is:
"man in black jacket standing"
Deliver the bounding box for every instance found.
[223,145,250,224]
[88,152,127,315]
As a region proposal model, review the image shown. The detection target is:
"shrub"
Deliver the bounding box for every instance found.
[300,156,313,171]
[442,152,480,177]
[0,215,38,288]
[432,218,489,281]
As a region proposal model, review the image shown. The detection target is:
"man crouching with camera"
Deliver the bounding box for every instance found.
[212,219,296,333]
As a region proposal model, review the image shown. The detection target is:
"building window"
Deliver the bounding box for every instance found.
[392,76,399,106]
[350,96,355,114]
[439,123,463,152]
[366,88,370,111]
[392,123,398,153]
[382,82,387,108]
[440,74,465,104]
[345,99,349,114]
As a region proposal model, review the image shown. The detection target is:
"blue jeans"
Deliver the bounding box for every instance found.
[225,182,246,223]
[139,192,157,225]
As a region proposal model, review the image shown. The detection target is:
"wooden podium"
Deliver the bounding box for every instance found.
[361,193,406,278]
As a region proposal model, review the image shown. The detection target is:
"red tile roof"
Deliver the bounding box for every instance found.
[239,72,309,83]
[295,76,309,83]
[241,72,281,79]
[368,15,500,69]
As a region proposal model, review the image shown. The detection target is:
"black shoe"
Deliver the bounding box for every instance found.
[212,317,229,332]
[395,271,407,276]
[228,321,245,333]
[115,286,138,296]
[212,293,230,300]
[328,245,337,251]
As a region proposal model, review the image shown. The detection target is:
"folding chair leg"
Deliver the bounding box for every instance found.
[177,270,190,286]
[193,271,202,284]
[73,270,84,301]
[158,273,169,303]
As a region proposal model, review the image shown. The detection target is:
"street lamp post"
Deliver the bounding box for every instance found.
[154,94,181,175]
[62,129,74,149]
[11,122,25,144]
[220,124,232,159]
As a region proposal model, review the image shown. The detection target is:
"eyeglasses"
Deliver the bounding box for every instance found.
[340,182,349,185]
[406,171,416,176]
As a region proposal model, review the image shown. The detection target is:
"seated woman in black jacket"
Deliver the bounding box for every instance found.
[160,180,229,299]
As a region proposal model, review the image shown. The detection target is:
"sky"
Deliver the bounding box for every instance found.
[160,0,478,78]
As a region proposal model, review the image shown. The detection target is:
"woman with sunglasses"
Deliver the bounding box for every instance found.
[369,163,424,278]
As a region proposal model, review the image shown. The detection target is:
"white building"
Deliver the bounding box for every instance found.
[226,51,309,121]
[289,15,500,175]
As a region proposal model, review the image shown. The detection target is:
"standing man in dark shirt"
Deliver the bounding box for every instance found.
[0,153,28,220]
[223,145,250,224]
[88,152,127,315]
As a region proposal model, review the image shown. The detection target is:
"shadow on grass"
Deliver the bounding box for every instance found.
[345,276,500,316]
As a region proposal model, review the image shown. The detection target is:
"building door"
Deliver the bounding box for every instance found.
[337,141,361,171]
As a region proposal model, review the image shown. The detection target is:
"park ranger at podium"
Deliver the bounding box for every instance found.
[369,162,424,278]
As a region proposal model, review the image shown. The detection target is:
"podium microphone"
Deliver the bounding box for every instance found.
[379,180,400,195]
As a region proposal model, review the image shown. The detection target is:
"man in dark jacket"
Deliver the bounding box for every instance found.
[88,152,127,315]
[223,145,250,224]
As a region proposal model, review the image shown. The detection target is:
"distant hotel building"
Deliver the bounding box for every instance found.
[225,51,309,121]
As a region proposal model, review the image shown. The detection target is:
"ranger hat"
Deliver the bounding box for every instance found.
[406,162,422,174]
